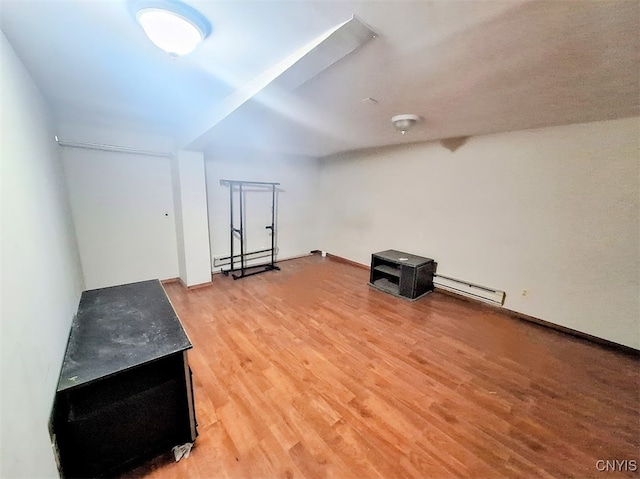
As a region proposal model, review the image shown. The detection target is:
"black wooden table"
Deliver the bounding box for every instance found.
[52,280,196,478]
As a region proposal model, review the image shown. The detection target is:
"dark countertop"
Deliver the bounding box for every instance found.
[372,250,434,267]
[57,280,191,392]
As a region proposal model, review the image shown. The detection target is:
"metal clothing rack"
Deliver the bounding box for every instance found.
[219,179,280,280]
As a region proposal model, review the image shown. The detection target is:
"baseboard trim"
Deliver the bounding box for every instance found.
[325,252,369,271]
[164,277,212,290]
[434,288,639,357]
[176,278,213,290]
[277,253,314,263]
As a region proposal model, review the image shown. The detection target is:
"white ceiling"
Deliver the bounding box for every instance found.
[1,0,638,157]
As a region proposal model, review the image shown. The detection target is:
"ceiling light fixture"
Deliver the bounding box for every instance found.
[130,0,211,56]
[391,114,420,135]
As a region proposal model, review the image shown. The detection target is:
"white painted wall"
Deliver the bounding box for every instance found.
[60,123,179,290]
[0,31,84,478]
[171,150,212,287]
[205,148,320,270]
[318,117,640,349]
[172,154,188,284]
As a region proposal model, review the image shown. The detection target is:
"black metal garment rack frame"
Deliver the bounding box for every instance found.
[219,179,280,280]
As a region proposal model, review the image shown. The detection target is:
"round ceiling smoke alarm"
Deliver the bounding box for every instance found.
[391,114,420,134]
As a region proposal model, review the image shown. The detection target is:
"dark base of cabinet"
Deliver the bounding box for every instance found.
[52,352,196,478]
[368,280,433,301]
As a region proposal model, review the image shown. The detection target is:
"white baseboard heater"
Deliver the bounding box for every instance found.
[434,274,506,306]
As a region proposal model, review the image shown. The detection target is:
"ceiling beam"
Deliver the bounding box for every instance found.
[179,16,375,151]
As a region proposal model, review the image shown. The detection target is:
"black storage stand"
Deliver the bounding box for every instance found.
[369,250,436,300]
[51,280,197,478]
[219,179,280,280]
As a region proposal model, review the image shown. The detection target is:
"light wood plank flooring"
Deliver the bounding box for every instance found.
[125,255,639,479]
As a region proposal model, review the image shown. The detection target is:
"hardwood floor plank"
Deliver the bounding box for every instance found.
[123,256,639,479]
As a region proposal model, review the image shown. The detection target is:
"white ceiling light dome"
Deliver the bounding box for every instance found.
[391,114,421,134]
[130,0,212,56]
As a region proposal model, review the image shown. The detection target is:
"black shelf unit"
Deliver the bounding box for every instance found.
[369,250,436,300]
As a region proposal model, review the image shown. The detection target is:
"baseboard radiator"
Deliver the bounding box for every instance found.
[212,248,278,268]
[434,274,506,306]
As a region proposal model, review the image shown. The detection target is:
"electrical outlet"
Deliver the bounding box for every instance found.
[521,289,528,297]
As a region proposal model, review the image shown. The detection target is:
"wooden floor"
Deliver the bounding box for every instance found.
[125,256,639,479]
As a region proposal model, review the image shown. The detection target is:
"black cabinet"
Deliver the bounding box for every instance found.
[51,280,197,478]
[369,250,436,300]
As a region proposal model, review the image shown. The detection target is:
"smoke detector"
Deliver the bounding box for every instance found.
[391,114,420,134]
